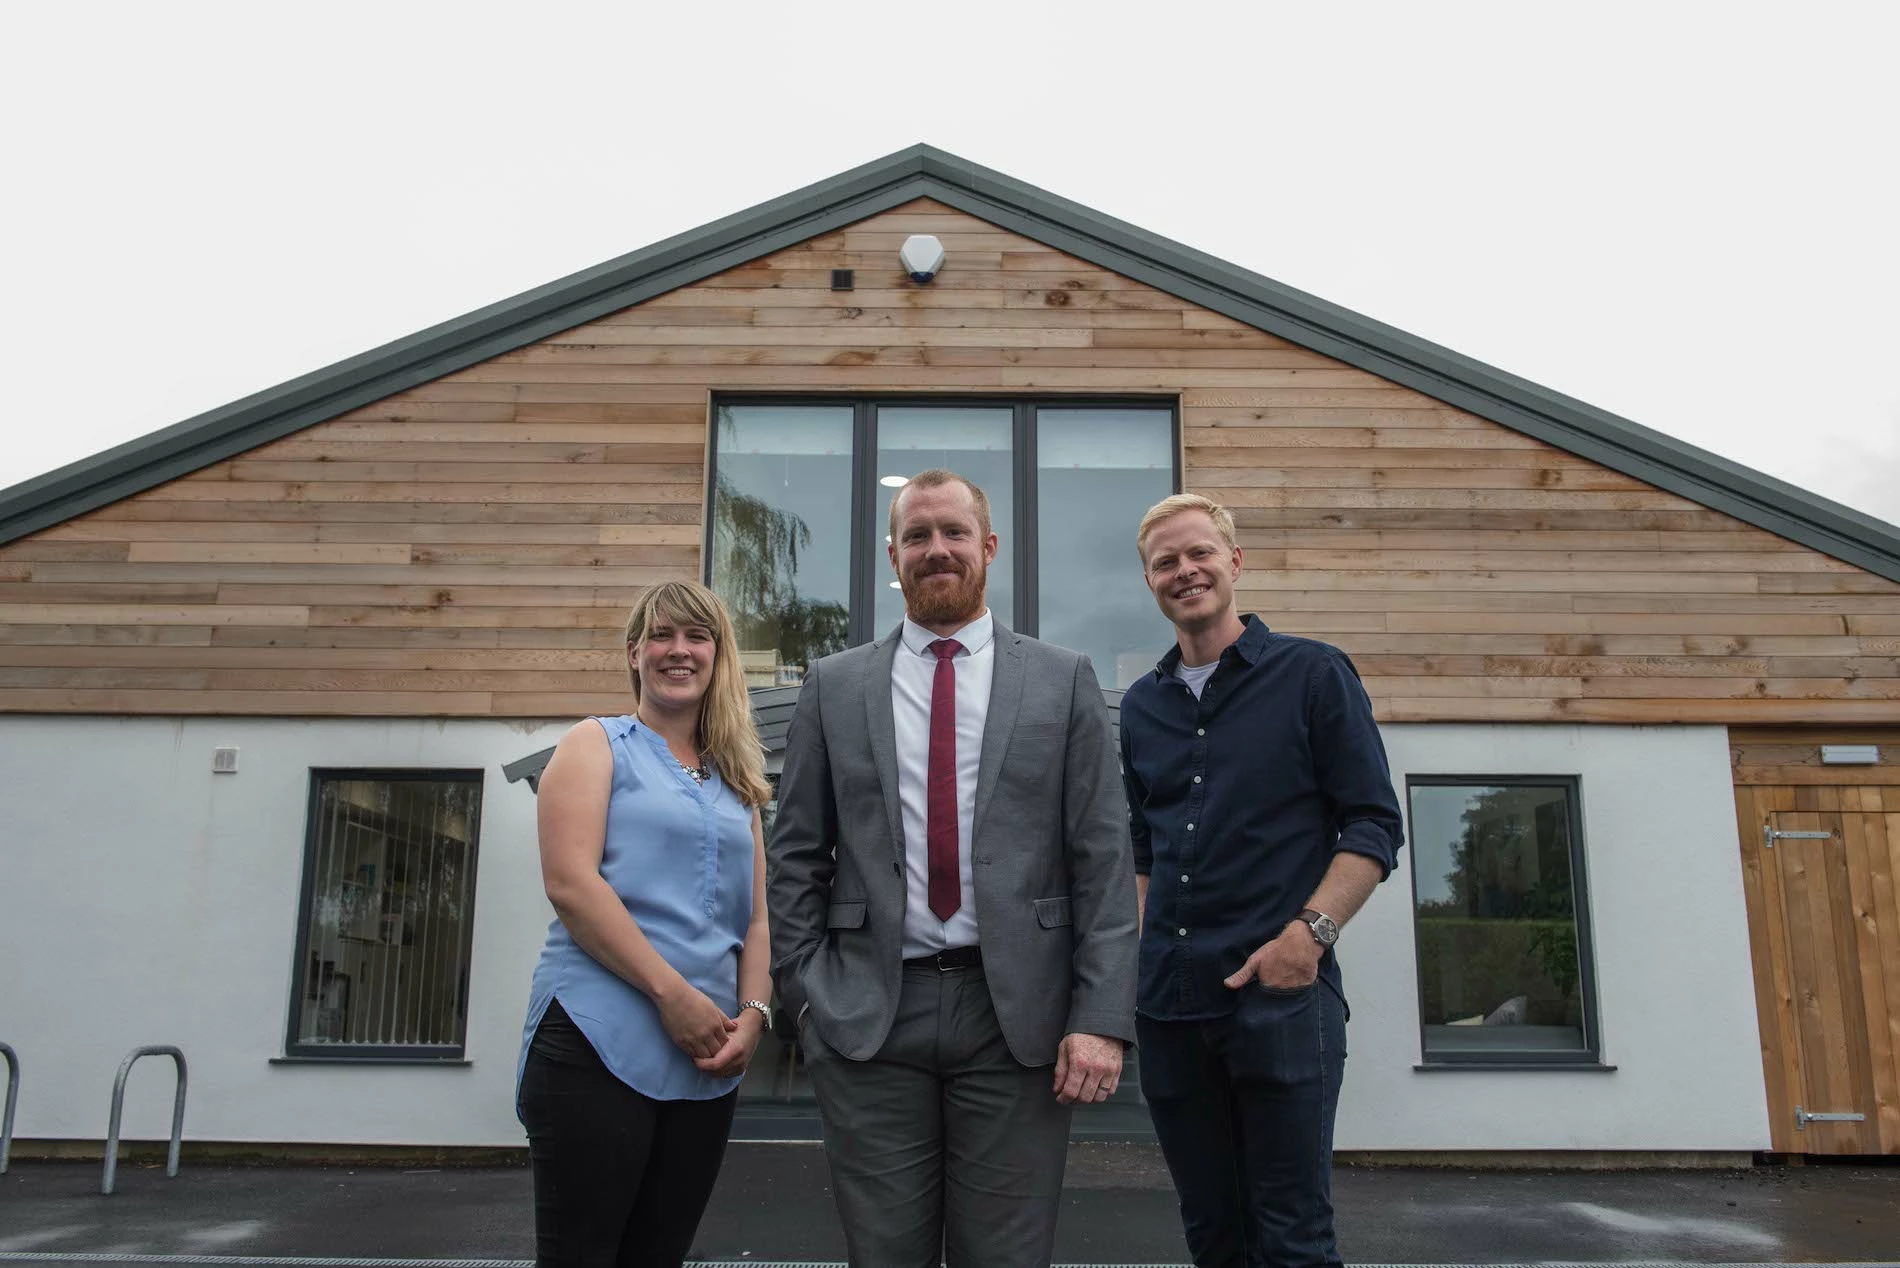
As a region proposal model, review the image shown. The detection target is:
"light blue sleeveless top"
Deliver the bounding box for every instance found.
[517,715,756,1103]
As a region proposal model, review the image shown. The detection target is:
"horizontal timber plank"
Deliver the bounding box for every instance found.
[0,625,214,646]
[209,626,611,649]
[1282,549,1851,573]
[137,482,705,504]
[1233,529,1787,551]
[0,603,307,626]
[631,286,1188,311]
[1246,570,1758,593]
[1200,488,1702,510]
[1194,445,1599,468]
[307,606,633,629]
[1384,611,1847,635]
[0,582,221,602]
[124,543,413,565]
[312,421,707,443]
[34,564,691,587]
[214,584,670,607]
[0,689,496,715]
[221,461,703,485]
[254,442,703,464]
[0,666,622,693]
[0,645,626,671]
[90,501,703,525]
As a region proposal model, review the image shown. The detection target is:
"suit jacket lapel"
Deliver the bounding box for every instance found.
[863,626,906,870]
[972,622,1023,841]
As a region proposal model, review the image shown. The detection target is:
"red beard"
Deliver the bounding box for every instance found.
[899,560,987,627]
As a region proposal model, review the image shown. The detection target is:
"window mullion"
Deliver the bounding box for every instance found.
[1014,403,1037,638]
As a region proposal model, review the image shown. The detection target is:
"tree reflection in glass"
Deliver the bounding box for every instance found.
[710,406,854,684]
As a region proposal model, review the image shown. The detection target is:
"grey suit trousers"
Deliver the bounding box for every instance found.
[802,961,1073,1268]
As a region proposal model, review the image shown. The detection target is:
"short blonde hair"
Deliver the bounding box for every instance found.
[622,581,771,808]
[889,469,992,541]
[1136,493,1238,565]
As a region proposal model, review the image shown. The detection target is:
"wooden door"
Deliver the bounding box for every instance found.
[1734,785,1900,1154]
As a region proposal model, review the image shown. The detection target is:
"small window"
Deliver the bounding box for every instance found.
[1407,778,1600,1065]
[286,771,484,1059]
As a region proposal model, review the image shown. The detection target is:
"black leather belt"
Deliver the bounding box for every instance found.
[903,945,983,971]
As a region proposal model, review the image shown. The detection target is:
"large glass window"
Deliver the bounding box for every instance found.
[287,771,484,1059]
[709,405,855,686]
[1407,778,1600,1064]
[708,398,1177,682]
[1037,408,1175,688]
[873,406,1015,634]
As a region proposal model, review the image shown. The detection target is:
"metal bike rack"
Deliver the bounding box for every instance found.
[0,1042,17,1174]
[102,1045,187,1195]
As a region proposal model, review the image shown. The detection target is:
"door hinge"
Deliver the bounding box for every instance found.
[1763,826,1833,849]
[1794,1105,1866,1129]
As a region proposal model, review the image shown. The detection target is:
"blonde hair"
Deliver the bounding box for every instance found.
[888,468,993,541]
[1136,493,1238,566]
[622,581,771,808]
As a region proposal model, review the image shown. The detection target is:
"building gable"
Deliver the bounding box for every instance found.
[1,152,1897,723]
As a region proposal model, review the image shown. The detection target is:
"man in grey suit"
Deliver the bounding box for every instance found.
[768,468,1138,1268]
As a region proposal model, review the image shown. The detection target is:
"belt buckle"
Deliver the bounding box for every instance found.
[933,949,958,971]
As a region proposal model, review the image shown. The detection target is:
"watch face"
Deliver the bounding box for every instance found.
[1307,914,1339,945]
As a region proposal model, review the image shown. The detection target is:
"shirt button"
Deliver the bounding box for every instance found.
[1180,874,1190,883]
[1177,928,1188,937]
[1196,728,1205,736]
[1192,775,1202,784]
[1186,823,1194,831]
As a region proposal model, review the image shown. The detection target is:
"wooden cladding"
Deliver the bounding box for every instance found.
[1732,731,1900,1154]
[2,200,1897,719]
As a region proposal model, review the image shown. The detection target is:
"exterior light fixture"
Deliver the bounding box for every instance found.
[879,475,909,488]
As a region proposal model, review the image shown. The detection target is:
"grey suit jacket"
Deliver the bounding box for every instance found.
[767,622,1138,1066]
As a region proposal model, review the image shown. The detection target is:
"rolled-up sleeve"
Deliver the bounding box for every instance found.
[1307,650,1404,877]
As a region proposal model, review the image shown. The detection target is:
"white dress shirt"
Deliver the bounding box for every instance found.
[892,609,995,957]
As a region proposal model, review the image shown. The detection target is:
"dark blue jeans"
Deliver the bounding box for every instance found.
[1138,982,1347,1268]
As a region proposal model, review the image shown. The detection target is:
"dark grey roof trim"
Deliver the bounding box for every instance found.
[6,144,1898,584]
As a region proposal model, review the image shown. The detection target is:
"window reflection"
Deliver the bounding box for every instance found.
[710,405,854,685]
[1408,782,1594,1060]
[873,407,1014,636]
[1037,409,1175,687]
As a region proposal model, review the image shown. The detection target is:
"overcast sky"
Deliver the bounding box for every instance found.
[5,2,1896,529]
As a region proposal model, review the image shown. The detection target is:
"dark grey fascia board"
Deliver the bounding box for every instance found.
[6,142,1898,585]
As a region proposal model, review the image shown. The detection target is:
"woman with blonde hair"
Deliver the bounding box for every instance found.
[516,580,773,1267]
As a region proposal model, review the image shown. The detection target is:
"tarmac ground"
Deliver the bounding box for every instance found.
[1,1143,1897,1267]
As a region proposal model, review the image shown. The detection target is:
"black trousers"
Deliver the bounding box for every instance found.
[1138,983,1348,1268]
[517,999,739,1268]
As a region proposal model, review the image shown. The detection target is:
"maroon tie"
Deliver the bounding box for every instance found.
[926,638,964,922]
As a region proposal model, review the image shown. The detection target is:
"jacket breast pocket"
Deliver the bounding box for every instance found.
[826,900,867,929]
[1033,896,1073,928]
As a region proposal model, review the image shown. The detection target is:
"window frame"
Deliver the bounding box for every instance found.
[283,767,486,1061]
[704,394,1182,648]
[1404,774,1604,1068]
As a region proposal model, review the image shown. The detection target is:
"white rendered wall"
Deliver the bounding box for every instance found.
[1335,723,1771,1152]
[0,717,1770,1150]
[0,716,568,1147]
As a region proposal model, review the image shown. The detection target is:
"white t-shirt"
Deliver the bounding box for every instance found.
[1176,659,1218,699]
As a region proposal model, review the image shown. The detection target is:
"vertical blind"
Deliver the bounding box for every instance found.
[292,774,483,1054]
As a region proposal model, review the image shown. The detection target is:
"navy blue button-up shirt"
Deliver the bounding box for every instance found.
[1119,615,1404,1020]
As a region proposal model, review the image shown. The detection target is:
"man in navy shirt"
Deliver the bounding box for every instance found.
[1120,493,1404,1268]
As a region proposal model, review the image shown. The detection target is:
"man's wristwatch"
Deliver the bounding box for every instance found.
[1297,909,1340,947]
[739,999,773,1028]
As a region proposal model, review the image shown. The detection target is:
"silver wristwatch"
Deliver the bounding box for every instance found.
[1298,908,1340,947]
[740,998,773,1028]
